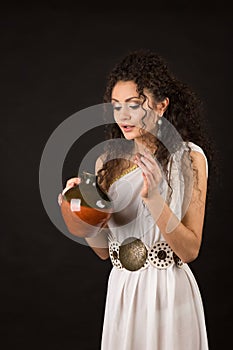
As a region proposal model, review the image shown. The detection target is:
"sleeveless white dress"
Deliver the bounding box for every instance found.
[101,141,209,350]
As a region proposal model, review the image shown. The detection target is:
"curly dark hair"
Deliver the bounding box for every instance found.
[97,49,220,211]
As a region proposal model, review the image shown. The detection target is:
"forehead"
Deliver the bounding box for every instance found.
[111,81,154,105]
[111,81,139,101]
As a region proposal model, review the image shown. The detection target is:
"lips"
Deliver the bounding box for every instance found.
[120,124,135,132]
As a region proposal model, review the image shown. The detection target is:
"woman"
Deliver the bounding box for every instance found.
[60,49,216,349]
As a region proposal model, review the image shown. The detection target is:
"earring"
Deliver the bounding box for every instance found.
[157,116,163,139]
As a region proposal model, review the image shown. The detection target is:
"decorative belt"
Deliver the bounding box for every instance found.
[109,237,183,272]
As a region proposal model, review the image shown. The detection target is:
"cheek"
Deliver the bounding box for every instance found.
[113,111,120,123]
[134,110,148,125]
[139,112,156,131]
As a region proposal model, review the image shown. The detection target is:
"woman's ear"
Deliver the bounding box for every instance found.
[156,97,169,116]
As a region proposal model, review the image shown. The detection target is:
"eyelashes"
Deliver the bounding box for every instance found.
[112,104,141,111]
[112,106,121,111]
[130,104,141,110]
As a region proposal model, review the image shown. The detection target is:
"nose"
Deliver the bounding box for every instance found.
[116,105,131,122]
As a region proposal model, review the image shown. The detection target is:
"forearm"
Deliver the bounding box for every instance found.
[143,193,201,263]
[85,226,110,260]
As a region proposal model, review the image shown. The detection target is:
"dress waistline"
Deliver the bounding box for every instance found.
[109,238,183,272]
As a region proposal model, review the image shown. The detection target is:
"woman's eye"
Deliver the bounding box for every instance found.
[129,104,140,110]
[112,105,122,111]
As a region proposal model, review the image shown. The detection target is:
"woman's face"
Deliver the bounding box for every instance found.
[111,81,158,141]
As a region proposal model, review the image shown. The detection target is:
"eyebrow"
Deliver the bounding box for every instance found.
[111,96,140,102]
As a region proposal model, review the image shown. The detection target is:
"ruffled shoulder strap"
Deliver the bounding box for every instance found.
[184,141,208,178]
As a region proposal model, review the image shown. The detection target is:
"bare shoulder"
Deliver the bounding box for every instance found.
[181,142,208,180]
[189,150,208,180]
[186,141,208,178]
[180,147,208,206]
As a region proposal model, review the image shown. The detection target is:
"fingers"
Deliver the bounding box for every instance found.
[136,154,153,172]
[135,152,162,180]
[134,157,155,192]
[141,172,149,198]
[62,177,81,195]
[134,152,162,198]
[135,155,152,177]
[58,177,81,206]
[66,177,81,188]
[134,153,156,176]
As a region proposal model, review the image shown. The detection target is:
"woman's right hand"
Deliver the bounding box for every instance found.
[58,176,87,237]
[58,175,111,239]
[58,177,81,206]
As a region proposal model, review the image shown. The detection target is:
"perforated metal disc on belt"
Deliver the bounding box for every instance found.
[148,241,174,269]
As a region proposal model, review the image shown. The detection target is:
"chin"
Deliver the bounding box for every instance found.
[123,134,135,140]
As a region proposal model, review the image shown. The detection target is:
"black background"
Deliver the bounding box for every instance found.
[1,2,233,349]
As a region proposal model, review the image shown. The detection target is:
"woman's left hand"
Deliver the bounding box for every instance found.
[134,150,163,199]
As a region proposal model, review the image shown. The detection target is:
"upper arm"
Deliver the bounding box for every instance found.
[181,150,208,240]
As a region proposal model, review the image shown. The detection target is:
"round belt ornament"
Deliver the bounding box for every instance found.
[148,241,174,269]
[173,251,183,268]
[119,237,148,271]
[109,241,123,269]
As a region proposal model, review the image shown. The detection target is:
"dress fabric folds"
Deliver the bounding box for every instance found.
[101,141,209,350]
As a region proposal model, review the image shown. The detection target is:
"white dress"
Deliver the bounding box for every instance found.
[101,141,209,350]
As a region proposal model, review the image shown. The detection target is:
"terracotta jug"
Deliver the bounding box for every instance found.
[60,171,112,237]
